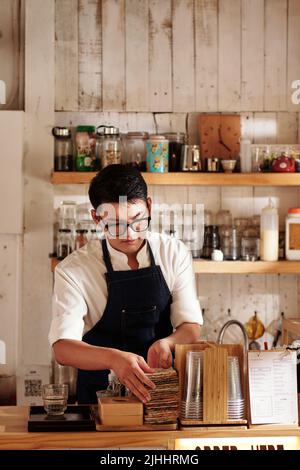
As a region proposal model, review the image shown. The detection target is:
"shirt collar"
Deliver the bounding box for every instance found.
[105,233,151,269]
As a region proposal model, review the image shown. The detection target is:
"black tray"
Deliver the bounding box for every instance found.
[28,405,96,432]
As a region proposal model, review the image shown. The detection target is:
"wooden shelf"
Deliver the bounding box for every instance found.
[51,257,300,274]
[193,260,300,274]
[51,171,300,186]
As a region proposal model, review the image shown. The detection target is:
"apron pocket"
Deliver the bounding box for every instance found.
[121,305,159,346]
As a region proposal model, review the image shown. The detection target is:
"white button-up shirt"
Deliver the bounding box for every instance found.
[49,232,203,346]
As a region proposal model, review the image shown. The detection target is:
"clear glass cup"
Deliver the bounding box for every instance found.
[42,383,68,416]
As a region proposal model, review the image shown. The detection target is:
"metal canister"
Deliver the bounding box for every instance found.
[146,135,169,173]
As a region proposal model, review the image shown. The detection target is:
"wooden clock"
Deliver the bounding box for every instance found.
[198,114,241,161]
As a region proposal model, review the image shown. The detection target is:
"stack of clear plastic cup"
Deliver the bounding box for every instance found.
[227,356,245,420]
[181,351,204,420]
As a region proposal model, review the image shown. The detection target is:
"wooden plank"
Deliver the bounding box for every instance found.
[231,274,267,337]
[279,274,299,317]
[194,0,218,111]
[149,0,172,111]
[172,0,195,112]
[0,235,21,374]
[264,0,288,111]
[221,187,254,219]
[51,171,300,186]
[218,0,241,111]
[241,113,254,142]
[0,0,22,110]
[276,112,298,143]
[78,0,102,111]
[241,0,264,111]
[287,0,300,111]
[0,111,24,233]
[23,0,55,364]
[253,112,277,144]
[154,113,186,134]
[125,0,149,111]
[102,0,125,110]
[55,0,78,111]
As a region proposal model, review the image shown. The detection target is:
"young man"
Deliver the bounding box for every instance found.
[49,165,202,404]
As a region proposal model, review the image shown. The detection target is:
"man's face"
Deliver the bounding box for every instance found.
[92,198,151,255]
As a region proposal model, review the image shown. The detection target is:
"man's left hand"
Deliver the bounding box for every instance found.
[147,338,173,368]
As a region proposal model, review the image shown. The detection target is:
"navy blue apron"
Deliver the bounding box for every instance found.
[77,238,173,404]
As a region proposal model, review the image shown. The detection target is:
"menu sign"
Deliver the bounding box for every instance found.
[248,350,298,425]
[175,437,300,451]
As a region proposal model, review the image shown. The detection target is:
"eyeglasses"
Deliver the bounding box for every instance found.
[103,216,151,237]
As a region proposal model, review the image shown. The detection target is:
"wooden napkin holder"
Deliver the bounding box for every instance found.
[175,341,248,426]
[98,396,143,426]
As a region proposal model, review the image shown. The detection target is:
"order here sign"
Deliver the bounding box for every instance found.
[175,436,300,451]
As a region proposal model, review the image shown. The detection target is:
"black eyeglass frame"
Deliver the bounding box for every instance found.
[103,216,151,236]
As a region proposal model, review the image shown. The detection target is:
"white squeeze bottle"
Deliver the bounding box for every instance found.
[260,198,279,261]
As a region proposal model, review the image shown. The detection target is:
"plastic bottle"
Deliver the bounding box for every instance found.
[260,199,279,261]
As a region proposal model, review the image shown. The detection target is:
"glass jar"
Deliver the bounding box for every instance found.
[90,228,99,241]
[260,199,279,261]
[59,201,77,230]
[75,229,88,250]
[52,127,73,171]
[146,135,169,173]
[286,208,300,260]
[164,132,185,172]
[75,125,96,171]
[57,229,73,260]
[241,236,259,261]
[228,226,241,260]
[124,132,149,171]
[96,125,122,168]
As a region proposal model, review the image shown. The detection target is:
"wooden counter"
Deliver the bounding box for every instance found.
[0,407,300,450]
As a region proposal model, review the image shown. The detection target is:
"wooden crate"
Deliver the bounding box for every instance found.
[175,342,248,426]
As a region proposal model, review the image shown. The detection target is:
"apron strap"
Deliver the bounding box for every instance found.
[101,237,156,272]
[101,238,114,273]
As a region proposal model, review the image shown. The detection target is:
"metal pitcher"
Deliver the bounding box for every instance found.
[180,145,201,171]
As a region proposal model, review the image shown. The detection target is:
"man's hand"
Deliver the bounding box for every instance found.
[147,338,173,369]
[110,350,156,403]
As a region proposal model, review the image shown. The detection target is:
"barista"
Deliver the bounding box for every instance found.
[49,164,202,404]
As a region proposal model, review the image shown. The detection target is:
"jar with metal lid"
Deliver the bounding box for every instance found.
[75,229,88,250]
[52,127,73,171]
[75,125,96,171]
[164,132,185,172]
[286,208,300,260]
[96,125,122,168]
[57,229,73,260]
[146,135,169,173]
[124,132,149,171]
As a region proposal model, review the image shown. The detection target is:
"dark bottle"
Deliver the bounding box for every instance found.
[202,225,220,259]
[52,127,73,171]
[164,133,185,172]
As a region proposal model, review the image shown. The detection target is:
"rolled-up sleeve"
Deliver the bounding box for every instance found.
[48,267,87,346]
[170,241,203,328]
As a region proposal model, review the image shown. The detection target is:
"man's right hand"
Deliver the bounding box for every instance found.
[109,350,156,403]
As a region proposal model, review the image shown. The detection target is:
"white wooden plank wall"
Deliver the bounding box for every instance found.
[195,0,218,111]
[264,0,288,111]
[125,0,149,111]
[218,0,241,111]
[55,0,78,111]
[78,0,102,111]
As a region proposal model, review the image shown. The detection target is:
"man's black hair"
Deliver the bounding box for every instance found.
[89,164,148,209]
